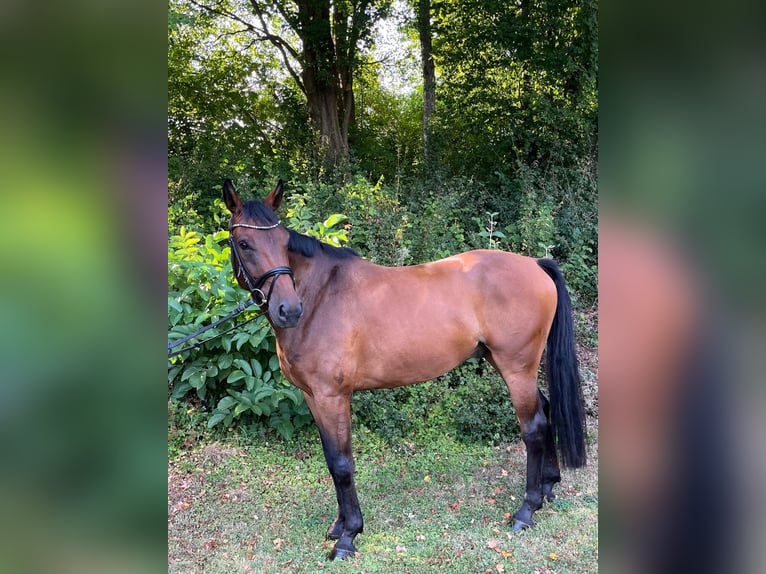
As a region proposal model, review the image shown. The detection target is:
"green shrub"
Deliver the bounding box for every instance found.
[493,163,597,301]
[168,227,312,440]
[351,364,521,446]
[441,364,521,444]
[168,206,352,440]
[401,175,479,262]
[168,165,595,445]
[336,175,411,266]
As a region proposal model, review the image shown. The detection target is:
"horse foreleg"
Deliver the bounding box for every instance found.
[304,392,363,560]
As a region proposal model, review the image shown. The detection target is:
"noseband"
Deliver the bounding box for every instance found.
[229,221,296,308]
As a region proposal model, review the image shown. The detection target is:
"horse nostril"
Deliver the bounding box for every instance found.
[278,304,287,320]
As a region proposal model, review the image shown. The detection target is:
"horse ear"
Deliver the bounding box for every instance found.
[263,179,284,211]
[222,179,242,215]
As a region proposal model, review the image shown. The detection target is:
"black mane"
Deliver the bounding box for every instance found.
[240,199,359,260]
[288,229,360,260]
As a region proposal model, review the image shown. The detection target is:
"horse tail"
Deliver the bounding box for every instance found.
[536,258,587,468]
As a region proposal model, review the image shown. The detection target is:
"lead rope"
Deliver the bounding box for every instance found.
[167,298,260,358]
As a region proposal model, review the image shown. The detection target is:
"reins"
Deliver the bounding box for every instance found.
[167,298,259,358]
[168,219,296,359]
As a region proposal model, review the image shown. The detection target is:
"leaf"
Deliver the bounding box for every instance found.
[217,353,233,370]
[227,369,247,384]
[180,366,201,382]
[234,332,249,350]
[189,371,206,389]
[216,396,236,410]
[251,359,263,379]
[233,358,252,376]
[323,213,348,229]
[170,381,192,399]
[207,412,226,427]
[167,365,183,384]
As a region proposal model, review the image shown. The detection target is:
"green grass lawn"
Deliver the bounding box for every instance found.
[169,427,597,573]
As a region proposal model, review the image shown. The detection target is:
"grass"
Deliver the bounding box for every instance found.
[168,427,597,573]
[169,308,599,573]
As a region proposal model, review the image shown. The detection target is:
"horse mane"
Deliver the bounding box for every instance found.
[288,229,360,260]
[240,199,359,260]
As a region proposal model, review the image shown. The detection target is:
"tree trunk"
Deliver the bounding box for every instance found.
[296,0,349,164]
[417,0,436,163]
[200,0,371,165]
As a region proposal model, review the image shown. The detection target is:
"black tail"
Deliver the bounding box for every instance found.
[537,258,587,468]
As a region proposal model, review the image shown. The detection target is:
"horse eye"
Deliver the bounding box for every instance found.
[238,240,249,250]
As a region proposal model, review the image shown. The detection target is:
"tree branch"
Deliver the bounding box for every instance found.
[188,0,305,95]
[188,0,258,33]
[247,0,305,94]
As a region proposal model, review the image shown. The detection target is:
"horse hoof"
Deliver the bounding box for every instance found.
[328,545,356,561]
[512,519,533,532]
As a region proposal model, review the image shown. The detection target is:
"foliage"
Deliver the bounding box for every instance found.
[352,363,520,446]
[493,163,598,299]
[351,62,424,181]
[431,0,598,173]
[168,0,309,214]
[168,203,353,438]
[168,226,313,439]
[168,168,595,447]
[167,0,598,445]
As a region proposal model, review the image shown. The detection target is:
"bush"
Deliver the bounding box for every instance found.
[168,204,352,440]
[336,175,411,266]
[351,364,521,445]
[168,165,595,446]
[496,163,597,301]
[167,226,312,440]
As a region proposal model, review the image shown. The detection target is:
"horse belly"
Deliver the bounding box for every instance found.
[352,316,478,390]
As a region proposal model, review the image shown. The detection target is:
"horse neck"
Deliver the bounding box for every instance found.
[287,249,345,314]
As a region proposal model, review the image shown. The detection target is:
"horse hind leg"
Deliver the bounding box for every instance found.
[513,393,548,530]
[539,389,562,502]
[487,356,551,530]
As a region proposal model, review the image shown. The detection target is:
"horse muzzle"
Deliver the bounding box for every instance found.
[272,298,304,328]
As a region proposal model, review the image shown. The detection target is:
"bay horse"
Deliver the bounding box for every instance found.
[222,179,587,560]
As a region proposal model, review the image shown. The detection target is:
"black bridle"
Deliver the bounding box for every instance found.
[228,221,296,308]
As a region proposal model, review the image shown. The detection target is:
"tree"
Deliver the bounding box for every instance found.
[416,0,435,163]
[186,0,386,165]
[431,0,598,172]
